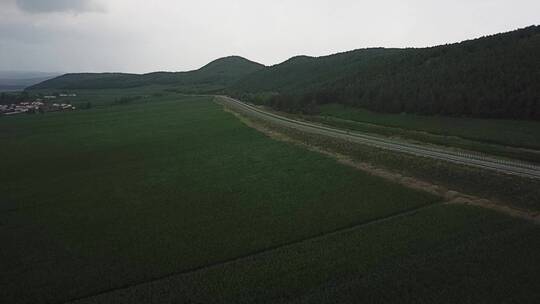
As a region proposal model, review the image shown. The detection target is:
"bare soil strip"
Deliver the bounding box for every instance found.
[222,104,540,223]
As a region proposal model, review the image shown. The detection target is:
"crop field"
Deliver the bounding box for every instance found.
[1,93,437,303]
[316,103,540,154]
[76,204,540,304]
[1,91,539,304]
[252,116,540,211]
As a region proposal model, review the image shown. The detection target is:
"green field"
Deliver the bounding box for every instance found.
[312,103,540,162]
[0,93,436,303]
[76,205,540,304]
[1,92,539,303]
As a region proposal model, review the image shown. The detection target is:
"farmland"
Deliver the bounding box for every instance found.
[76,204,540,304]
[1,92,436,303]
[1,90,539,303]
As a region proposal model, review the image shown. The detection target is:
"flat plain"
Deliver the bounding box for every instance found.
[75,204,540,304]
[1,91,539,303]
[1,92,436,303]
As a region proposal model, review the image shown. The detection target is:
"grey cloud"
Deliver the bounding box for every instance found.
[15,0,104,13]
[2,0,540,73]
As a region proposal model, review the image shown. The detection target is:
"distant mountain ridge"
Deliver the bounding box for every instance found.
[28,56,265,91]
[29,26,540,120]
[0,71,59,92]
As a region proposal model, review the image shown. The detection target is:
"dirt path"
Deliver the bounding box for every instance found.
[222,104,540,224]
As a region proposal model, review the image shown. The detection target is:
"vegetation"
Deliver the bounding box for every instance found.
[113,95,142,105]
[231,26,540,120]
[31,86,176,108]
[29,26,540,121]
[0,91,31,104]
[28,56,264,91]
[5,23,540,304]
[75,204,540,304]
[301,103,540,163]
[0,92,437,304]
[316,104,540,148]
[247,116,540,211]
[2,89,540,303]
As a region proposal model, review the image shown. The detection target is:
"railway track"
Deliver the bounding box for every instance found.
[220,96,540,179]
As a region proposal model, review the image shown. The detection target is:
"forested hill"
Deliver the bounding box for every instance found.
[231,26,540,120]
[28,56,265,91]
[29,26,540,120]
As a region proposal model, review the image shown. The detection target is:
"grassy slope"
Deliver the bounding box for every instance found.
[0,94,437,304]
[76,205,540,304]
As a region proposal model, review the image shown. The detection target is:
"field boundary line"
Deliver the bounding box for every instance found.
[64,203,441,304]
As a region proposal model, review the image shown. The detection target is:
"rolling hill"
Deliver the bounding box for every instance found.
[231,26,540,120]
[29,26,540,120]
[0,71,59,91]
[28,56,265,92]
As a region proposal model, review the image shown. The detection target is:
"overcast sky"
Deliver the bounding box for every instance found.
[1,0,539,73]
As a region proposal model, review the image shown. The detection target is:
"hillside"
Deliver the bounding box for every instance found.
[28,27,540,120]
[231,26,540,120]
[28,56,264,91]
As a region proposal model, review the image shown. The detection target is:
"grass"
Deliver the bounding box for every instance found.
[2,90,539,304]
[0,93,437,304]
[75,204,540,304]
[314,104,540,162]
[250,116,540,211]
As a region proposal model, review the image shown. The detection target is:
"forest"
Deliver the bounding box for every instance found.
[231,26,540,120]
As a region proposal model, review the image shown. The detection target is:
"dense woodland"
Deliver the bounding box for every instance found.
[231,26,540,120]
[29,26,540,120]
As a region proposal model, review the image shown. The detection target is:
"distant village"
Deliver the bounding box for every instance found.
[0,93,78,116]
